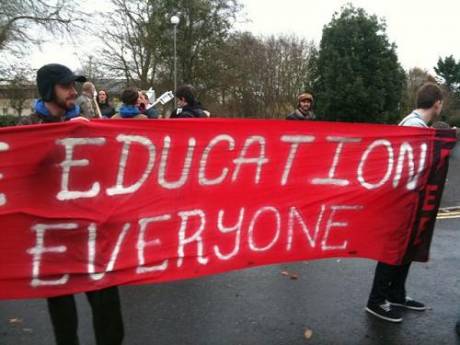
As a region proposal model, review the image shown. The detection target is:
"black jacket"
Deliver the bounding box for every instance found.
[19,112,64,125]
[170,104,207,118]
[98,103,116,118]
[286,109,316,121]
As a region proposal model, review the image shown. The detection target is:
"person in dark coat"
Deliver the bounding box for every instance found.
[170,85,209,118]
[286,92,316,120]
[25,63,125,345]
[96,89,116,118]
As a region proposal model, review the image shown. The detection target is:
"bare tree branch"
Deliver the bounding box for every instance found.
[0,0,78,52]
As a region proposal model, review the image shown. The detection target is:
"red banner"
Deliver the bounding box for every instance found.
[0,119,455,299]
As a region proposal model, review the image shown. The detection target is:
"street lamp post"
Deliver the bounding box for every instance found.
[170,15,180,108]
[88,55,93,80]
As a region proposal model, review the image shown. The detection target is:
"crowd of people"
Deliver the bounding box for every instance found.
[17,63,460,344]
[23,64,209,126]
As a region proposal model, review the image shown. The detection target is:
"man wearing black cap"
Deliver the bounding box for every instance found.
[26,64,124,345]
[20,63,88,124]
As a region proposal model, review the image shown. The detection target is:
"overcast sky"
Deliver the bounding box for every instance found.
[29,0,460,73]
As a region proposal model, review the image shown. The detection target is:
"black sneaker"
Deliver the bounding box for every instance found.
[365,301,403,323]
[388,297,426,311]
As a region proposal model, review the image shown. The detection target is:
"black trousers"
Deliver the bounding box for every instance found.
[47,286,124,345]
[368,261,411,305]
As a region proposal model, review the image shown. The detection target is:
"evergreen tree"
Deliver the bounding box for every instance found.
[435,56,460,123]
[435,55,460,93]
[314,5,405,123]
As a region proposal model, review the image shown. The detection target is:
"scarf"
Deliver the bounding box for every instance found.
[118,104,141,118]
[34,99,80,120]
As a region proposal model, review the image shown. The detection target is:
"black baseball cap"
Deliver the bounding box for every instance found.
[36,63,87,101]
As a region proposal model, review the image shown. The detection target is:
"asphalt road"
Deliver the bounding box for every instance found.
[1,162,460,345]
[442,158,460,208]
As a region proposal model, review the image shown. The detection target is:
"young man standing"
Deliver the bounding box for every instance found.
[111,87,148,119]
[365,83,443,323]
[26,63,124,345]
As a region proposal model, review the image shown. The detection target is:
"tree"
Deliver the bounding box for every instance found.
[75,55,108,83]
[214,32,317,118]
[97,0,241,91]
[314,5,405,123]
[400,67,436,115]
[435,55,460,93]
[434,56,460,123]
[163,0,241,86]
[0,0,77,52]
[96,0,164,88]
[202,32,316,118]
[0,65,35,117]
[95,1,317,118]
[8,77,31,117]
[213,32,266,117]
